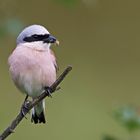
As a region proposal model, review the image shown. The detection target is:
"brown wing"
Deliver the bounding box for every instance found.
[50,49,59,72]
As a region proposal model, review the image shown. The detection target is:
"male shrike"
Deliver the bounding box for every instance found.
[8,25,59,124]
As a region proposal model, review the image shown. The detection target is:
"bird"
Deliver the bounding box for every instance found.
[8,24,59,124]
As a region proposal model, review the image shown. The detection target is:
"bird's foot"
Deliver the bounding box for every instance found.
[21,95,30,119]
[44,86,53,98]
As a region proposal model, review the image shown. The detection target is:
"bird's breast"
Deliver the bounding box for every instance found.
[9,46,56,97]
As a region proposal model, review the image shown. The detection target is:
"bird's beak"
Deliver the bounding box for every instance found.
[43,35,59,46]
[55,40,59,46]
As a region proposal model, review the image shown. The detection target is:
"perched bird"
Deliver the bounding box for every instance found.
[8,25,59,124]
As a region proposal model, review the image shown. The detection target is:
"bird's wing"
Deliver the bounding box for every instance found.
[50,49,59,72]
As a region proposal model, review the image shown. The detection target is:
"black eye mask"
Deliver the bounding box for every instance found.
[23,34,50,42]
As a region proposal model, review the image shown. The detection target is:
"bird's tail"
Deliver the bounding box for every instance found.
[31,100,46,124]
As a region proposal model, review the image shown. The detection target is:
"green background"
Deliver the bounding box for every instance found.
[0,0,140,139]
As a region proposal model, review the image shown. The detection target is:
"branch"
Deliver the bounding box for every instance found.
[0,66,72,140]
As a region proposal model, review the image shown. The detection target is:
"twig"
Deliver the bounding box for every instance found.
[0,66,72,140]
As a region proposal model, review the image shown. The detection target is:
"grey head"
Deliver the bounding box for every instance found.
[16,24,58,45]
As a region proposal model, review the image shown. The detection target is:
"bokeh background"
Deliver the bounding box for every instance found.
[1,0,140,140]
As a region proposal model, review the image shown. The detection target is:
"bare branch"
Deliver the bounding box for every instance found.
[0,66,72,140]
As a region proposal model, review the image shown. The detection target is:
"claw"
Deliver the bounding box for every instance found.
[21,95,29,119]
[21,104,28,119]
[44,86,52,98]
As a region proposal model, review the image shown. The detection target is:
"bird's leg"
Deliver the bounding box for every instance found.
[21,95,29,119]
[24,95,29,103]
[44,86,53,98]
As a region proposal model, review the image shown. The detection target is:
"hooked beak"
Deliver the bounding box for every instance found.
[55,40,59,46]
[43,35,59,46]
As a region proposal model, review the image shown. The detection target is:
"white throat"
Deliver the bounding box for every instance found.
[19,42,51,51]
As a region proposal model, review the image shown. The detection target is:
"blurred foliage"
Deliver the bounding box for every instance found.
[113,106,140,132]
[102,135,118,140]
[0,0,94,38]
[0,18,24,38]
[5,19,24,36]
[53,0,96,7]
[102,106,140,140]
[54,0,78,7]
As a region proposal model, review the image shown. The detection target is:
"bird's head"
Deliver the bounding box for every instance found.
[16,24,59,48]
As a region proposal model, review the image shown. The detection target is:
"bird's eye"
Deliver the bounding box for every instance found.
[32,34,39,39]
[44,34,50,38]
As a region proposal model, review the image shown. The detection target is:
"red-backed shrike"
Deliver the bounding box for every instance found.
[8,25,59,124]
